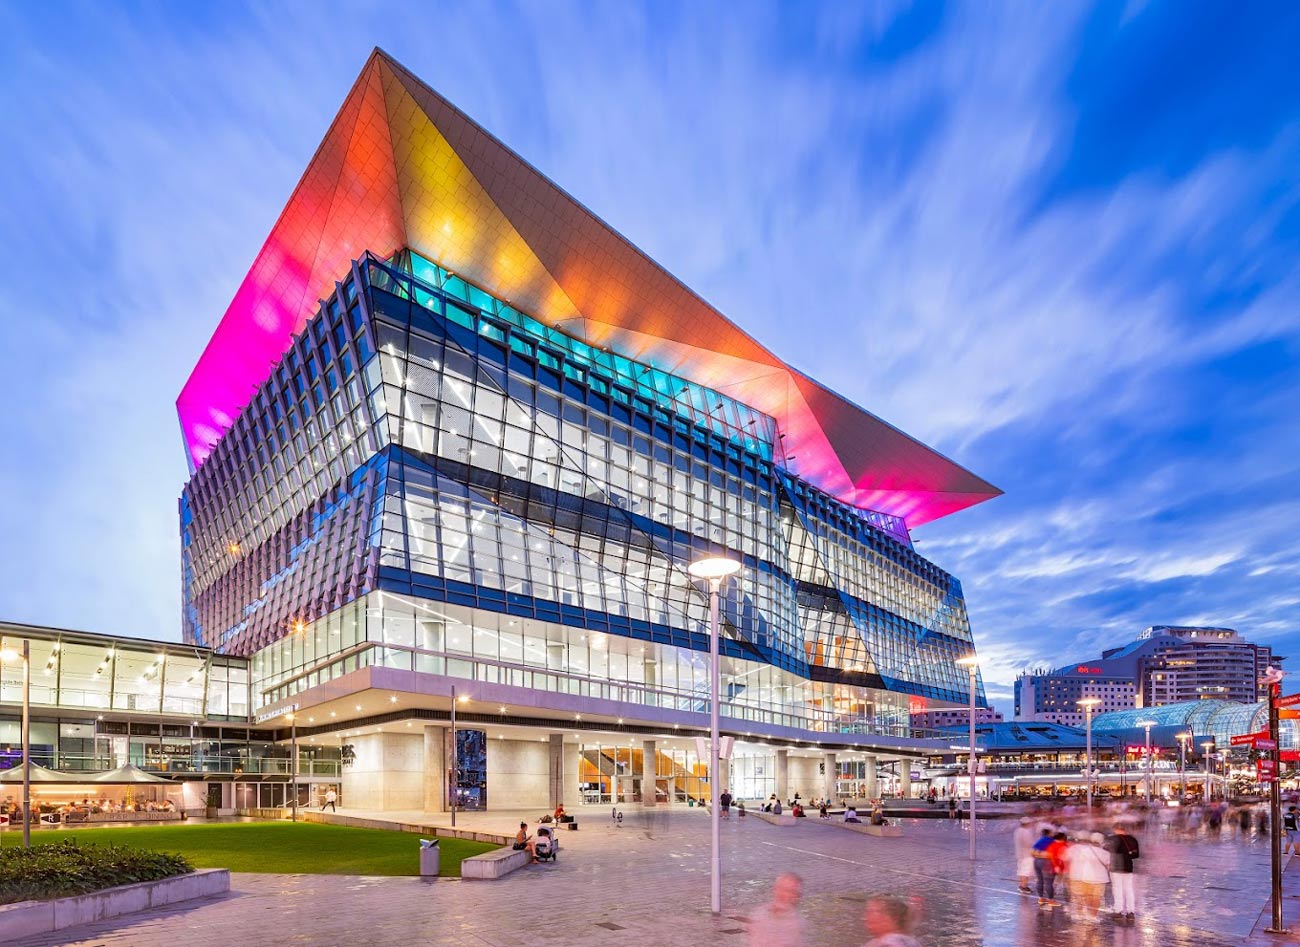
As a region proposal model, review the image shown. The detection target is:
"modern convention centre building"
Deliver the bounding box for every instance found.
[4,50,1002,816]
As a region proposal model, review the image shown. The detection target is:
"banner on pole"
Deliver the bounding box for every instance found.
[1275,693,1300,708]
[1232,731,1269,746]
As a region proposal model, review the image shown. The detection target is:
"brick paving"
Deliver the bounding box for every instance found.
[19,809,1297,946]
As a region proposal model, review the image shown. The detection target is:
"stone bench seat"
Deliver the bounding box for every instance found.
[812,819,904,837]
[752,812,798,826]
[461,846,532,880]
[863,823,904,837]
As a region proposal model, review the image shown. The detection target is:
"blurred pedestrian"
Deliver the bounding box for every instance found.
[1012,817,1035,894]
[1067,832,1111,918]
[1284,806,1299,856]
[863,894,920,947]
[1031,828,1059,906]
[747,873,805,947]
[1107,824,1141,920]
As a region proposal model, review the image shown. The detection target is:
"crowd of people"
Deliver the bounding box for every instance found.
[1,795,176,825]
[1007,796,1288,923]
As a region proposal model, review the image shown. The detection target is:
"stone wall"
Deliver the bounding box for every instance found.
[342,731,424,810]
[486,738,550,810]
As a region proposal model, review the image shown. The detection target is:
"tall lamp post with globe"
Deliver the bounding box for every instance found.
[955,655,980,862]
[1077,697,1102,810]
[1175,732,1192,800]
[1138,720,1157,803]
[688,555,741,916]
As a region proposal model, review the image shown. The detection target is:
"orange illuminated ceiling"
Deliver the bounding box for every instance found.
[178,48,1000,527]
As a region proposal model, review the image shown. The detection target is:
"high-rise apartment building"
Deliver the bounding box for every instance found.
[1014,667,1137,726]
[1139,626,1281,705]
[1015,625,1283,724]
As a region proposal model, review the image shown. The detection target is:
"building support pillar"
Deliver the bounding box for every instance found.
[775,748,789,802]
[823,752,837,802]
[422,726,445,813]
[548,734,565,810]
[864,754,878,801]
[642,739,658,806]
[899,758,913,799]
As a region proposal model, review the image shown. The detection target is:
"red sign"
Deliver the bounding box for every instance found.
[1276,693,1300,708]
[1076,666,1103,674]
[1281,709,1300,720]
[1259,759,1277,773]
[1281,750,1300,763]
[1125,745,1164,754]
[1232,731,1269,746]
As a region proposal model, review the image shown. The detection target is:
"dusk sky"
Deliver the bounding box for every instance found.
[2,2,1298,712]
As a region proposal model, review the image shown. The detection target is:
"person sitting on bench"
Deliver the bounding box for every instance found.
[844,805,862,824]
[513,822,538,862]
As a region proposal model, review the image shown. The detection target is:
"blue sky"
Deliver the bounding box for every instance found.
[2,1,1298,712]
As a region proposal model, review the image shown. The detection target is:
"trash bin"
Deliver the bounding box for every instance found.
[419,839,440,879]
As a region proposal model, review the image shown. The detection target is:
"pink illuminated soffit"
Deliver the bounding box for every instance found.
[178,49,1001,527]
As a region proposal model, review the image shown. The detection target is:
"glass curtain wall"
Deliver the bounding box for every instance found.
[252,591,918,736]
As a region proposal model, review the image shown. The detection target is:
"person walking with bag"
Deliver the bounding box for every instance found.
[1107,824,1141,921]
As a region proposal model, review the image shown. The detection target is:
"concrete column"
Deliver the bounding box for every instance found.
[642,739,657,806]
[487,738,551,809]
[342,731,423,811]
[775,748,789,802]
[548,734,565,809]
[823,752,837,802]
[864,754,878,801]
[423,726,446,813]
[899,758,913,799]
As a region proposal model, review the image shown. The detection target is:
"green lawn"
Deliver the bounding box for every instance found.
[5,822,495,878]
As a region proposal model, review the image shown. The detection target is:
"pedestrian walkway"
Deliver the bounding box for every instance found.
[19,809,1287,946]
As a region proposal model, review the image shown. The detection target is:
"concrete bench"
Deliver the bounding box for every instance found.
[813,819,904,838]
[752,812,798,826]
[461,847,532,880]
[863,824,904,837]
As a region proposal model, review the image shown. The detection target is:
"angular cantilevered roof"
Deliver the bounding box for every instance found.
[177,49,1000,527]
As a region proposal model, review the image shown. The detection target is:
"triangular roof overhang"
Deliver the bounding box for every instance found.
[177,49,1000,527]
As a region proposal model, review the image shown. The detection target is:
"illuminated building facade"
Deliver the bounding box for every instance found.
[174,50,1000,810]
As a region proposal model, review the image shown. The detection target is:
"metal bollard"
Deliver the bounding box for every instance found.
[419,839,440,879]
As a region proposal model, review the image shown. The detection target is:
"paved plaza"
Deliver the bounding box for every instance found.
[19,809,1297,947]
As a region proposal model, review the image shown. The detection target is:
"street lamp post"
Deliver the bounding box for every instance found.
[450,685,459,828]
[1176,732,1192,800]
[689,555,741,916]
[1078,698,1102,811]
[955,656,980,862]
[1139,720,1156,803]
[1201,741,1215,801]
[0,642,30,848]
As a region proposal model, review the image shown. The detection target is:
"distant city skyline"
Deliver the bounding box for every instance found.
[2,3,1298,710]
